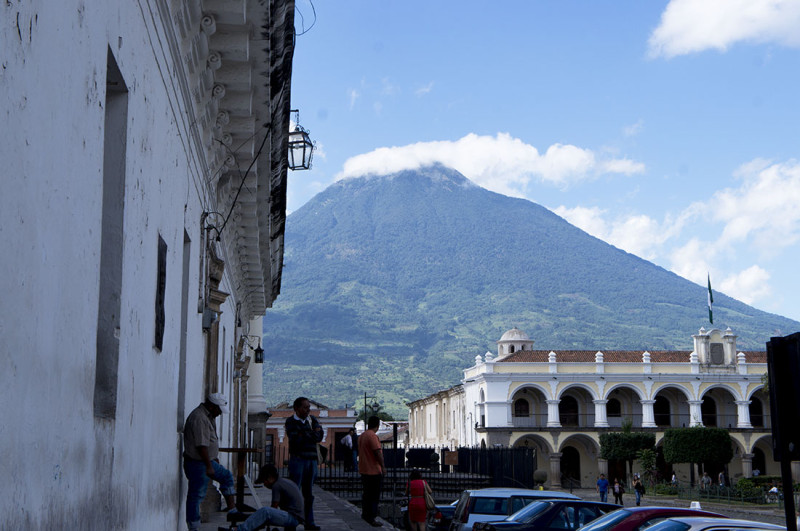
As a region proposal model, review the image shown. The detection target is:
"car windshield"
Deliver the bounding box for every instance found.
[506,501,551,522]
[578,509,629,531]
[645,520,691,531]
[470,496,510,516]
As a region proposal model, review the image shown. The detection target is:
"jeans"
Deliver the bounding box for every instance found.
[236,506,299,531]
[288,456,318,526]
[183,458,235,530]
[598,491,607,502]
[361,474,383,523]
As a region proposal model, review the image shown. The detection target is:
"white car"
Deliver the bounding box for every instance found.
[448,487,580,531]
[645,516,785,531]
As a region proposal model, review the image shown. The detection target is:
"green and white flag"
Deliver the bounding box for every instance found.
[707,274,714,324]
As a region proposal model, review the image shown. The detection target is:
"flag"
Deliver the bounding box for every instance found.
[707,274,714,324]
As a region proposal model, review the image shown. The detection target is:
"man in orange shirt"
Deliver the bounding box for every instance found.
[358,415,385,527]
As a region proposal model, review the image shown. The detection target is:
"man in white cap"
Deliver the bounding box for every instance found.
[183,392,239,530]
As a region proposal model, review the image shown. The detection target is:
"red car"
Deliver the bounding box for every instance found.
[577,506,726,531]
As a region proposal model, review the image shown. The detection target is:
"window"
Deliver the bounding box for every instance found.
[654,396,671,426]
[560,396,579,426]
[749,398,764,427]
[154,234,167,351]
[514,398,530,417]
[607,398,622,418]
[94,48,128,420]
[701,397,717,426]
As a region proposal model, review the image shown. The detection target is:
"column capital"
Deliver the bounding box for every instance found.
[593,399,608,405]
[546,399,561,405]
[639,399,656,405]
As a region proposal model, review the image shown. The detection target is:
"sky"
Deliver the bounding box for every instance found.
[287,0,800,322]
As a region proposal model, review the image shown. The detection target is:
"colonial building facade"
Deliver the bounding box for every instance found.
[408,327,790,488]
[1,1,296,528]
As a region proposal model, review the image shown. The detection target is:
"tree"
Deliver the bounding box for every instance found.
[636,448,657,486]
[663,427,733,485]
[600,430,656,481]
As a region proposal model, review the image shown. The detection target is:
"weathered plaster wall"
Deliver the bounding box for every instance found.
[0,1,238,527]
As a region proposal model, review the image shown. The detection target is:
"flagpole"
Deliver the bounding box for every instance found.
[707,274,714,325]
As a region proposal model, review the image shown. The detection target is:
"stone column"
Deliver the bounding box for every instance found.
[547,400,562,428]
[688,400,703,427]
[598,458,608,477]
[640,400,657,428]
[550,453,563,488]
[741,453,754,478]
[593,400,609,428]
[735,400,753,428]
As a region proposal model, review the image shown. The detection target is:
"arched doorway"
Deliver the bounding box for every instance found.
[750,398,764,428]
[701,397,717,426]
[561,446,581,488]
[654,396,671,427]
[560,396,579,427]
[753,447,766,476]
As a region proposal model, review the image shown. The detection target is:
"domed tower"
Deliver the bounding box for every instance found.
[496,327,532,359]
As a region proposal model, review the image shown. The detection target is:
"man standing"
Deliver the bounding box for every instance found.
[358,416,385,527]
[341,428,354,472]
[284,397,323,530]
[235,465,304,531]
[596,473,609,503]
[183,393,239,531]
[718,471,725,488]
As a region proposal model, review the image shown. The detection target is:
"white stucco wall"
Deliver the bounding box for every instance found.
[0,1,251,527]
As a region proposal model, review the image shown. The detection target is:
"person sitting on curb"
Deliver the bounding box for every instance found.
[226,465,305,531]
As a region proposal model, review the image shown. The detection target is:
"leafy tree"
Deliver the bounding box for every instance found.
[600,431,655,481]
[663,427,733,484]
[636,448,657,486]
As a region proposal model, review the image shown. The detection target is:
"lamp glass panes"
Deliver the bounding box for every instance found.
[288,110,314,170]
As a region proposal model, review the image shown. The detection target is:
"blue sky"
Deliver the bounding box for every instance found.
[287,0,800,322]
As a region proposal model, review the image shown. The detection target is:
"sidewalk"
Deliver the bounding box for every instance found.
[199,485,394,531]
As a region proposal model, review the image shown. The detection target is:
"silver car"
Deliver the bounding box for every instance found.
[448,487,580,531]
[645,516,785,531]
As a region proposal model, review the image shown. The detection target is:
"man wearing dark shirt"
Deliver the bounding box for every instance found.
[284,396,324,530]
[236,465,304,531]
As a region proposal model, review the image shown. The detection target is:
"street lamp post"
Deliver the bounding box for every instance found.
[363,392,379,425]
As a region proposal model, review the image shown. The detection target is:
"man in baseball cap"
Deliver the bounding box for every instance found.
[182,393,239,530]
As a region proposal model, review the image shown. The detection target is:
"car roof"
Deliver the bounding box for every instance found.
[463,488,580,499]
[664,517,784,529]
[620,507,725,516]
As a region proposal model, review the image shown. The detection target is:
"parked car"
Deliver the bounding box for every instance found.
[576,506,727,531]
[427,500,458,530]
[448,488,580,531]
[472,499,619,531]
[645,517,785,531]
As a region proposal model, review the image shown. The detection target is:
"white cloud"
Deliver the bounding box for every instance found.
[415,82,434,97]
[554,206,679,260]
[648,0,800,58]
[337,133,645,197]
[719,265,772,305]
[712,159,800,255]
[348,89,360,110]
[564,159,800,310]
[623,119,644,137]
[381,78,400,96]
